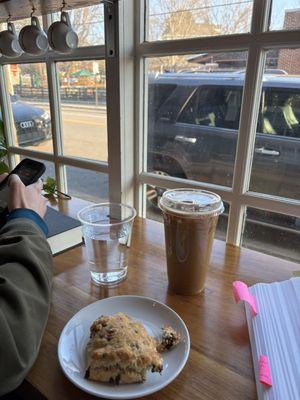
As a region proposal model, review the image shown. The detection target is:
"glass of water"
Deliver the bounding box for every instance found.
[77,203,136,286]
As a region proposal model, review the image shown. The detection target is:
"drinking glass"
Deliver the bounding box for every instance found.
[78,203,136,285]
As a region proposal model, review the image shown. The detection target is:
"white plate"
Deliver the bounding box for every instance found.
[58,295,190,399]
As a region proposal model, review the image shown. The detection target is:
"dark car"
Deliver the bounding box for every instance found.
[148,72,300,201]
[0,95,51,146]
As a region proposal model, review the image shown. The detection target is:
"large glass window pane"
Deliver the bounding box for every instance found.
[243,207,300,263]
[57,60,107,162]
[146,53,248,187]
[269,2,300,31]
[249,49,300,199]
[66,166,108,202]
[147,0,253,41]
[145,183,229,240]
[5,64,53,153]
[51,4,104,47]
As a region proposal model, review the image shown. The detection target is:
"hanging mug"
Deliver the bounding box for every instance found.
[19,16,48,55]
[48,11,78,53]
[0,22,23,58]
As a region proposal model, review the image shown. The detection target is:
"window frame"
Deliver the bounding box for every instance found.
[0,4,117,200]
[0,0,299,249]
[135,0,300,246]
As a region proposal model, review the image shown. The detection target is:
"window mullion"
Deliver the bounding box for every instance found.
[227,0,272,246]
[0,65,17,170]
[46,60,67,193]
[105,0,135,206]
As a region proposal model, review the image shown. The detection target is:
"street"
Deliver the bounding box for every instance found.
[21,102,109,201]
[26,103,108,161]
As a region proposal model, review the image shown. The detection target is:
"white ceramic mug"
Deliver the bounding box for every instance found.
[48,11,78,53]
[19,16,48,55]
[0,22,23,58]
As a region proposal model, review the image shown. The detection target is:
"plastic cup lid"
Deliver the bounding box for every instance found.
[160,188,224,216]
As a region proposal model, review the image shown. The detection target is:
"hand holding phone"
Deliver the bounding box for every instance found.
[8,174,47,217]
[0,159,46,225]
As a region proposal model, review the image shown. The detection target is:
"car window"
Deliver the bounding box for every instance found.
[258,88,300,138]
[178,85,243,130]
[148,83,177,117]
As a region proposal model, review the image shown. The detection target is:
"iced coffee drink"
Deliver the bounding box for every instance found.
[160,189,224,295]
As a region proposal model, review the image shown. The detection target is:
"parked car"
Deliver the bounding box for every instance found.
[147,72,300,228]
[0,95,51,146]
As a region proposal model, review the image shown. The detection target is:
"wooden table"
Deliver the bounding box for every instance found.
[24,198,298,400]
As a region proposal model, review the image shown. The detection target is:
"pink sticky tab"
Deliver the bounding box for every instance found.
[259,355,272,387]
[232,281,258,316]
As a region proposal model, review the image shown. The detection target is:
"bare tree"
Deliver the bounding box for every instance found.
[148,0,252,73]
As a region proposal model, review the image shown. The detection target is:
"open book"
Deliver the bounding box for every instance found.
[234,278,300,400]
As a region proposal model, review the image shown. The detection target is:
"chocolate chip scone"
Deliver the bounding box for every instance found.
[157,325,181,352]
[86,313,163,384]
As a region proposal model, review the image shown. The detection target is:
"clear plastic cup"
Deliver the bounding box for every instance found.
[160,189,224,295]
[77,203,136,286]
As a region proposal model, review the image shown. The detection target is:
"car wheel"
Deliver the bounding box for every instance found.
[146,170,170,209]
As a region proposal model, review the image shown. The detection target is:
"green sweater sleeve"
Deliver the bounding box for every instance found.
[0,218,53,396]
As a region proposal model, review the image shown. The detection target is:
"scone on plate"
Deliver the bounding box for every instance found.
[157,325,181,352]
[85,312,163,384]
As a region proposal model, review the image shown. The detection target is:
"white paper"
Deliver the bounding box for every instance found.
[245,278,300,400]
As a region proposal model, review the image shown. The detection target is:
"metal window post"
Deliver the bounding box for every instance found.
[226,0,272,245]
[105,0,135,206]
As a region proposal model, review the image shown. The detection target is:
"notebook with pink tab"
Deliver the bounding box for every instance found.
[233,278,300,400]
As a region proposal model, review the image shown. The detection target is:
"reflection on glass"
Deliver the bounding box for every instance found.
[5,64,53,153]
[66,166,108,202]
[147,0,253,41]
[249,48,300,199]
[51,4,104,46]
[145,184,229,240]
[57,60,107,161]
[269,1,300,31]
[147,52,248,187]
[243,207,300,263]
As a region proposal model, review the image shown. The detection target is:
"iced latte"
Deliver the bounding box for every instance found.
[160,189,224,295]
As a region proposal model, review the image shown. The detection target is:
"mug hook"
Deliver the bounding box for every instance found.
[31,7,36,18]
[61,0,67,13]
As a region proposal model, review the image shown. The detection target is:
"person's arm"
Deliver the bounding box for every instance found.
[0,174,52,396]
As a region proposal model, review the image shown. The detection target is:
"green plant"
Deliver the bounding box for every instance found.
[0,123,9,174]
[0,141,9,174]
[43,176,71,199]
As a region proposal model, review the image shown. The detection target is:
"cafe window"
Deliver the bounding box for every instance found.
[0,2,110,206]
[138,0,300,263]
[0,0,299,262]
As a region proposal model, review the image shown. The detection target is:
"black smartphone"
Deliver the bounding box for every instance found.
[0,158,46,223]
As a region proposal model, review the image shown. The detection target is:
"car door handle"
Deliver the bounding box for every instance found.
[175,135,197,144]
[255,147,280,156]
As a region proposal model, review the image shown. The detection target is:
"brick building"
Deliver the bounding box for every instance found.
[278,9,300,74]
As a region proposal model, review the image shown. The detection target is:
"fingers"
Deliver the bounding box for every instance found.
[37,178,43,190]
[9,174,24,189]
[0,173,8,183]
[27,178,43,192]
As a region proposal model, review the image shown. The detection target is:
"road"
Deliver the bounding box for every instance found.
[20,102,108,201]
[26,103,108,161]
